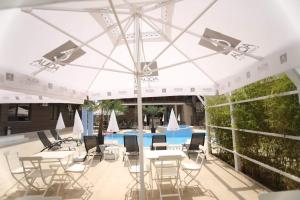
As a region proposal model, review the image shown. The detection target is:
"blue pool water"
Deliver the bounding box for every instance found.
[104,126,204,147]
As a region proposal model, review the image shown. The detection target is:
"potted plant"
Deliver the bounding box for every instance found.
[143,106,165,133]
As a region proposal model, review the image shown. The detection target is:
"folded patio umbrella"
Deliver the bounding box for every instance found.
[56,112,65,130]
[177,114,180,122]
[167,109,179,131]
[144,115,147,123]
[72,110,84,140]
[107,110,119,133]
[55,112,65,140]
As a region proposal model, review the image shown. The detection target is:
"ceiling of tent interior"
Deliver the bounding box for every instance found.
[0,0,299,103]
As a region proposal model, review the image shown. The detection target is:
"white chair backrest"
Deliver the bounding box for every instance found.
[156,155,182,181]
[81,153,95,173]
[195,151,206,170]
[19,156,43,178]
[4,151,21,174]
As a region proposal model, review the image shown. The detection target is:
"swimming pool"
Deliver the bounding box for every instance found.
[104,126,204,147]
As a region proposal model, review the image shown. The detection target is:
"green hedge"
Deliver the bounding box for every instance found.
[206,95,234,166]
[207,74,300,190]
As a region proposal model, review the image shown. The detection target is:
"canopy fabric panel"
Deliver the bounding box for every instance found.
[0,89,81,103]
[0,0,299,101]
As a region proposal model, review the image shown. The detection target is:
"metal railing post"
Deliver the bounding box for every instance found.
[228,93,241,171]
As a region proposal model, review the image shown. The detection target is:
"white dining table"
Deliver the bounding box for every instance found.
[144,150,187,195]
[32,150,76,192]
[144,150,187,160]
[33,151,75,160]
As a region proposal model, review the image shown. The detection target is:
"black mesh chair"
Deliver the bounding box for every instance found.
[151,134,167,150]
[50,129,78,144]
[37,131,61,152]
[123,135,139,161]
[184,133,205,158]
[83,136,102,161]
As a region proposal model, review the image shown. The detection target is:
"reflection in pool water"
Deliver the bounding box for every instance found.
[104,126,205,147]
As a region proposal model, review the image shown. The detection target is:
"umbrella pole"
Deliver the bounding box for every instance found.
[134,16,145,200]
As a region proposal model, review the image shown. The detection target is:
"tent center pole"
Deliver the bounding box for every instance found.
[134,13,145,200]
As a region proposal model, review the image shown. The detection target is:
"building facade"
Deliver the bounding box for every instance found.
[0,96,204,135]
[117,96,205,129]
[0,103,79,135]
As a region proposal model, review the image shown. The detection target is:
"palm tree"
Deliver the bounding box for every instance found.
[95,100,127,143]
[143,106,165,133]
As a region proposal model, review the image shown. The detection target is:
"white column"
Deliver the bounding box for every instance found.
[228,93,240,171]
[134,13,145,200]
[204,97,211,154]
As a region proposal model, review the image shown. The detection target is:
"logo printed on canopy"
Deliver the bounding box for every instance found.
[30,40,85,72]
[199,28,241,55]
[141,62,159,82]
[199,28,259,60]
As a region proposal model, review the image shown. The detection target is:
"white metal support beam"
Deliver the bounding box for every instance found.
[209,141,300,183]
[133,14,145,200]
[208,124,300,141]
[24,10,134,75]
[60,62,133,75]
[228,93,241,171]
[285,69,300,103]
[109,0,136,66]
[142,0,182,13]
[203,96,211,154]
[142,0,218,76]
[208,90,299,108]
[141,16,218,85]
[87,16,135,90]
[144,14,263,61]
[33,7,132,15]
[197,95,205,106]
[153,50,228,73]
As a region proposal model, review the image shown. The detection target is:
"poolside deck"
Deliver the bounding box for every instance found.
[0,131,268,200]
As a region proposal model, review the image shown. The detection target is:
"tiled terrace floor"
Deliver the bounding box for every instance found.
[0,132,268,200]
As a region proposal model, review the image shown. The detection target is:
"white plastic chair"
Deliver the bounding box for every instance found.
[181,147,206,187]
[4,151,30,189]
[154,155,182,200]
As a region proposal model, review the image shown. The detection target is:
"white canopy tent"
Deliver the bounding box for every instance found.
[1,0,300,199]
[0,0,299,102]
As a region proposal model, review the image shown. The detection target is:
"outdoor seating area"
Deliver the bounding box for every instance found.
[0,129,271,200]
[0,0,300,199]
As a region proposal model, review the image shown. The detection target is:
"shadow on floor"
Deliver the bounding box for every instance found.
[1,183,93,200]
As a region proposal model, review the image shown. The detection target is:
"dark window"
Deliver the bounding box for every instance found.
[68,105,75,120]
[50,104,60,120]
[8,104,31,121]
